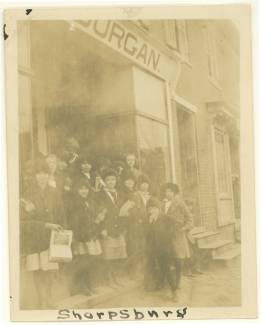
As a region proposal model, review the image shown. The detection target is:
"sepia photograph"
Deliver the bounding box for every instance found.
[4,4,256,321]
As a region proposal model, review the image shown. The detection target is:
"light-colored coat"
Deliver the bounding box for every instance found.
[163,196,193,259]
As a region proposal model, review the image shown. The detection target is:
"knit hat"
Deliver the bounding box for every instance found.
[162,182,180,194]
[122,171,136,183]
[137,174,151,187]
[74,177,91,189]
[79,153,93,165]
[102,168,118,180]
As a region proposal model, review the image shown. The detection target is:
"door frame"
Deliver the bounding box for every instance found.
[211,125,236,226]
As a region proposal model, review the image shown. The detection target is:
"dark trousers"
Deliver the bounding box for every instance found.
[174,258,184,288]
[70,255,91,295]
[145,251,176,292]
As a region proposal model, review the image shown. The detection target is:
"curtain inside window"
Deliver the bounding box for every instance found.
[137,116,171,195]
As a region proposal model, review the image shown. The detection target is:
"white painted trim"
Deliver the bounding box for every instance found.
[165,82,177,182]
[174,94,198,113]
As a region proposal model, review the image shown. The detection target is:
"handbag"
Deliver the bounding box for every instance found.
[49,230,73,263]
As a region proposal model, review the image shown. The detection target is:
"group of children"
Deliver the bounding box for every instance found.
[20,137,198,308]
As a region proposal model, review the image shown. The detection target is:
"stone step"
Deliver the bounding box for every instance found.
[194,231,220,248]
[213,244,241,261]
[190,227,206,236]
[199,239,234,257]
[193,231,219,239]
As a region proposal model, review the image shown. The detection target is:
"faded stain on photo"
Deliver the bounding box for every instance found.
[4,6,256,321]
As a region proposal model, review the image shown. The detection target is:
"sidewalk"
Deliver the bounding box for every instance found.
[55,255,241,309]
[55,277,142,310]
[21,255,241,309]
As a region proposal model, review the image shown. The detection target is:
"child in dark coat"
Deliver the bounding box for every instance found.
[95,168,127,288]
[68,179,100,295]
[120,173,144,277]
[20,161,65,309]
[144,198,177,300]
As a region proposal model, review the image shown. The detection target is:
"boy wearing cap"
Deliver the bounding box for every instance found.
[144,197,176,300]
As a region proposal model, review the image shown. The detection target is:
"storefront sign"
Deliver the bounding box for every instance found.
[74,20,176,80]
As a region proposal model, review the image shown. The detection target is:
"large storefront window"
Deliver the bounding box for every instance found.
[93,114,136,160]
[133,68,167,121]
[137,115,171,194]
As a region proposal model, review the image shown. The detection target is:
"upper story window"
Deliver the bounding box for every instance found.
[164,20,190,62]
[133,20,151,31]
[138,20,151,30]
[204,25,219,84]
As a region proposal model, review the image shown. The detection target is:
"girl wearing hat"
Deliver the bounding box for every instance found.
[64,137,80,176]
[95,168,127,288]
[120,173,145,277]
[67,179,101,295]
[76,154,96,191]
[20,161,64,309]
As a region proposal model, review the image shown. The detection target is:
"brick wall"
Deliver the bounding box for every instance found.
[173,20,239,231]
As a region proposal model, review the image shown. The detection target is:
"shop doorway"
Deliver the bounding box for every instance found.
[176,104,201,226]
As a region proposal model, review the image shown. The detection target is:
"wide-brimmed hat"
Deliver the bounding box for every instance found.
[102,168,118,180]
[137,174,151,186]
[161,182,180,194]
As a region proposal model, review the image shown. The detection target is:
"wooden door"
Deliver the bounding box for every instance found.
[212,127,235,226]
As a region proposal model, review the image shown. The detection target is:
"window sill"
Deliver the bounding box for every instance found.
[182,58,192,68]
[208,76,222,91]
[172,50,192,68]
[217,220,236,228]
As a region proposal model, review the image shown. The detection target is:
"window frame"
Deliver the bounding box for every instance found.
[204,25,220,87]
[164,20,190,63]
[136,112,172,182]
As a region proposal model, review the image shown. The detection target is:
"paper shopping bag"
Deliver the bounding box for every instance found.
[49,230,73,263]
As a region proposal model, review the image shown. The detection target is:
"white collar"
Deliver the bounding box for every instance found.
[105,188,117,203]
